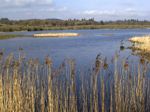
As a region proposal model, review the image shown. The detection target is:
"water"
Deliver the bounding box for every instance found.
[1,29,150,71]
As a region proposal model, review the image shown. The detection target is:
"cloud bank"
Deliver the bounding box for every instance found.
[81,10,116,15]
[0,0,149,21]
[125,8,137,12]
[0,0,53,8]
[47,7,67,12]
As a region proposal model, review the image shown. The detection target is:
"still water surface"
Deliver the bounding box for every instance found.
[1,29,150,72]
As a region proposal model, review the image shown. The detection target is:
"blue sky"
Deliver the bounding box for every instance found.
[0,0,150,21]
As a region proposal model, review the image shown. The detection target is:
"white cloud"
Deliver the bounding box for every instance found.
[125,8,137,12]
[83,10,98,15]
[57,7,67,12]
[76,9,150,21]
[99,10,115,15]
[0,0,53,8]
[47,7,67,12]
[122,2,133,6]
[37,0,53,5]
[26,12,33,15]
[82,10,116,15]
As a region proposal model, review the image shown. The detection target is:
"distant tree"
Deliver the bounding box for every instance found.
[89,17,94,21]
[0,18,10,24]
[100,20,104,25]
[27,28,32,31]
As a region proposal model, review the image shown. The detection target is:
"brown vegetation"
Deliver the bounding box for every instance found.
[0,45,150,112]
[129,36,150,52]
[34,33,79,37]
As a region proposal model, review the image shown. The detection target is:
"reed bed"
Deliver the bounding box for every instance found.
[129,36,150,52]
[34,33,79,37]
[0,46,150,112]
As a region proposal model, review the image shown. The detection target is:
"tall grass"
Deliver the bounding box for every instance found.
[0,46,149,112]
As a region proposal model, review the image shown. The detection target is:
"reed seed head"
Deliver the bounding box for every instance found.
[52,69,56,79]
[83,65,86,69]
[120,46,125,51]
[111,56,114,64]
[123,63,129,70]
[140,57,145,65]
[19,47,23,52]
[92,61,94,65]
[129,75,132,79]
[103,57,108,70]
[39,65,44,70]
[142,73,146,78]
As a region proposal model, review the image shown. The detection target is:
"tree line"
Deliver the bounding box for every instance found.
[0,18,150,27]
[0,18,150,32]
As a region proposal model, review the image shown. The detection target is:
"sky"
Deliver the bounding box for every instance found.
[0,0,150,21]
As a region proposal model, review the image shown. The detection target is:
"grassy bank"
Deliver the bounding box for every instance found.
[128,36,150,52]
[0,46,149,112]
[128,36,150,60]
[0,34,24,40]
[0,25,150,32]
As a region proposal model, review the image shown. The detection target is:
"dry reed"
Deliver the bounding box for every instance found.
[0,45,150,112]
[129,35,150,52]
[34,33,79,37]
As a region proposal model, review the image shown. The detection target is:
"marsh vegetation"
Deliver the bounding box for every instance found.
[128,36,150,60]
[0,44,150,112]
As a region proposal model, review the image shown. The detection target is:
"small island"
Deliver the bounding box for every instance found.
[33,33,79,37]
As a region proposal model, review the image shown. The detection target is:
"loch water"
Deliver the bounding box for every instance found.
[1,29,150,71]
